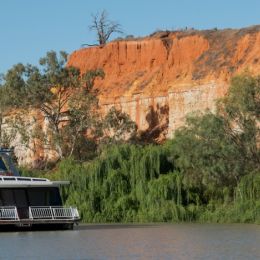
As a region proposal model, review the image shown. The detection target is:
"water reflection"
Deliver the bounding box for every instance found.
[0,224,259,259]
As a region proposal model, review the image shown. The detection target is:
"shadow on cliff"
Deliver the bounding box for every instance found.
[138,104,169,143]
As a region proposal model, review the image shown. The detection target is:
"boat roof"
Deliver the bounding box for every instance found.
[0,148,70,187]
[0,176,69,188]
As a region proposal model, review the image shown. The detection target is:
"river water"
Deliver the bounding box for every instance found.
[0,224,259,259]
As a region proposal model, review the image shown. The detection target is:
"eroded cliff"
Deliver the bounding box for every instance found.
[68,25,260,140]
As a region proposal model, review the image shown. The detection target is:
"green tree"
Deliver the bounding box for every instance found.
[0,63,27,108]
[33,51,104,160]
[61,82,101,160]
[22,51,103,160]
[168,74,260,201]
[101,107,137,145]
[0,51,105,163]
[168,112,240,202]
[218,74,260,170]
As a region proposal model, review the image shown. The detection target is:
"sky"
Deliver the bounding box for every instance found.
[0,0,260,74]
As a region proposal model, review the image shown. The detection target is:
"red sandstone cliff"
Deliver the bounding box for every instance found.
[67,26,260,141]
[5,26,260,166]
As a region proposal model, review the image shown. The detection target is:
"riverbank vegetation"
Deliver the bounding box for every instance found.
[49,144,259,223]
[21,73,260,223]
[1,52,259,223]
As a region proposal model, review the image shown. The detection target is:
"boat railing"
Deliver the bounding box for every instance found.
[0,206,79,222]
[29,206,80,220]
[0,206,19,220]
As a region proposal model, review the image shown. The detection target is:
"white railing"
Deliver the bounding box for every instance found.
[29,206,79,220]
[0,206,19,220]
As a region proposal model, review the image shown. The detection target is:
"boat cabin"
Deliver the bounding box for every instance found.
[0,149,79,229]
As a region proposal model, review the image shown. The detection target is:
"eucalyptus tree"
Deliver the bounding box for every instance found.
[101,107,137,145]
[33,51,104,160]
[168,74,260,201]
[218,74,260,170]
[0,51,105,162]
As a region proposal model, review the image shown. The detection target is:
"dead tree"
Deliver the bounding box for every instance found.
[89,10,123,45]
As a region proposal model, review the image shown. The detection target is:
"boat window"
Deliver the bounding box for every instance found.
[14,189,28,207]
[17,178,31,181]
[1,189,15,206]
[27,188,62,206]
[0,188,63,207]
[27,189,46,206]
[49,188,62,206]
[0,157,8,173]
[32,178,47,182]
[0,192,3,206]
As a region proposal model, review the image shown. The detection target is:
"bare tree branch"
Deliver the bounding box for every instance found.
[89,10,123,45]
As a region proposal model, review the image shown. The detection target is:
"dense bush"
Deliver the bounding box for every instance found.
[39,143,259,223]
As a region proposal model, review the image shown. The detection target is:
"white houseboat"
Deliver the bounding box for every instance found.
[0,148,80,230]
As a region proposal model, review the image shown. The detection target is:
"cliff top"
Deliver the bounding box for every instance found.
[68,25,260,102]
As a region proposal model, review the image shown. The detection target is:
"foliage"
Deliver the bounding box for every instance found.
[101,107,137,145]
[218,74,260,171]
[34,52,105,160]
[51,144,184,222]
[40,143,259,223]
[0,51,107,162]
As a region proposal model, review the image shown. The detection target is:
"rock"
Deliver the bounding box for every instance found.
[68,26,260,140]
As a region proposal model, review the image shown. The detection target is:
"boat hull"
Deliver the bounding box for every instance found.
[0,222,77,231]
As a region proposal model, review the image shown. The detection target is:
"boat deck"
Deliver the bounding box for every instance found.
[0,206,80,226]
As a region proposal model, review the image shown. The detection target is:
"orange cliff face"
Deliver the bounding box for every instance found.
[68,26,260,141]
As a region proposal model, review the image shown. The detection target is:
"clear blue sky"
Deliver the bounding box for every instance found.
[1,0,260,74]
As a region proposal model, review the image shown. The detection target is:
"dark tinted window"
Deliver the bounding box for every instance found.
[14,190,28,207]
[27,189,46,206]
[49,188,62,206]
[27,188,62,206]
[0,194,3,206]
[0,188,62,207]
[1,190,15,206]
[0,157,7,172]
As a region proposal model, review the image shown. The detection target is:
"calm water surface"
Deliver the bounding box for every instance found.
[0,224,259,259]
